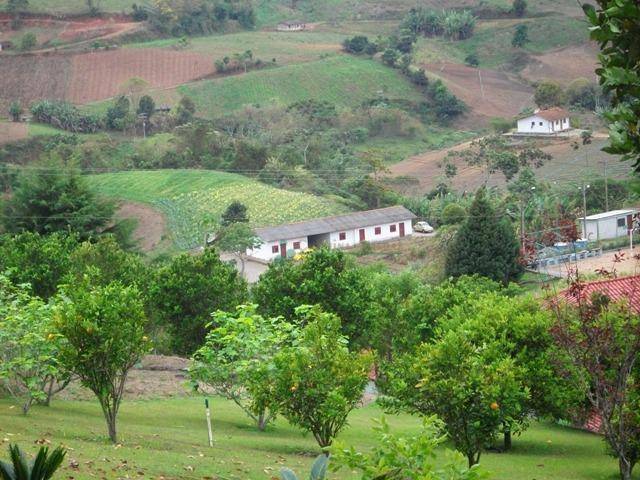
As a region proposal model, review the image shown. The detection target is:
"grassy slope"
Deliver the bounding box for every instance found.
[86,169,350,250]
[0,0,132,14]
[178,55,424,118]
[0,397,621,480]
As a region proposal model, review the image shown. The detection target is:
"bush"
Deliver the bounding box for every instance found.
[490,117,513,133]
[534,81,564,108]
[441,202,466,224]
[30,100,103,133]
[512,0,527,17]
[19,32,36,51]
[465,52,479,67]
[565,78,598,110]
[342,35,376,55]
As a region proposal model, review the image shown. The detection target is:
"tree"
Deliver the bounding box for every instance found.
[464,52,479,67]
[565,78,598,110]
[381,48,400,67]
[149,248,247,354]
[272,306,373,449]
[0,277,67,414]
[512,0,527,17]
[106,96,132,130]
[221,201,249,226]
[441,203,466,225]
[342,36,375,54]
[331,417,485,480]
[137,95,155,119]
[6,0,29,28]
[2,156,114,240]
[0,232,78,299]
[19,32,36,51]
[176,96,196,124]
[9,101,23,122]
[252,246,372,347]
[583,1,640,170]
[427,79,467,122]
[445,188,523,285]
[511,24,529,48]
[190,305,296,430]
[551,289,640,480]
[534,81,564,108]
[55,281,149,443]
[215,223,261,276]
[86,0,101,16]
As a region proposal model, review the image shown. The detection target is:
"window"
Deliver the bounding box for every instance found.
[339,232,346,241]
[531,121,535,128]
[374,226,382,235]
[618,218,627,228]
[272,245,279,254]
[539,121,543,126]
[390,224,397,233]
[293,241,301,249]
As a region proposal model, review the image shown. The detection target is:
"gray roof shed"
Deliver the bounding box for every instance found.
[254,206,416,242]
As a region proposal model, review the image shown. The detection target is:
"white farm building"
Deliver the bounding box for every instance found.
[517,107,571,135]
[276,21,306,32]
[580,209,639,242]
[247,206,416,261]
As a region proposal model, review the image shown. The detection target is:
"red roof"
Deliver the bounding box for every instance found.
[560,275,640,313]
[537,107,570,122]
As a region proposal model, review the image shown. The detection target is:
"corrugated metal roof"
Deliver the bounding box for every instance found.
[583,209,637,221]
[254,206,416,242]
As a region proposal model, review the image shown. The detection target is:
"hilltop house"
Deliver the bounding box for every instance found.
[580,209,639,242]
[247,206,416,261]
[516,107,571,135]
[276,21,306,32]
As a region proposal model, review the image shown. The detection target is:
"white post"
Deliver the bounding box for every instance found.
[205,398,213,447]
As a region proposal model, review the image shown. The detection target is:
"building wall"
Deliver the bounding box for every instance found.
[517,115,570,134]
[582,216,629,241]
[248,236,308,261]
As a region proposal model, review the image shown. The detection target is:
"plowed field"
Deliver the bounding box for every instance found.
[522,44,599,83]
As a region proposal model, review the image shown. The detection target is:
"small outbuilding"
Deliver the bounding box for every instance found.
[247,205,416,261]
[276,21,306,32]
[0,40,14,52]
[516,107,571,135]
[580,208,639,242]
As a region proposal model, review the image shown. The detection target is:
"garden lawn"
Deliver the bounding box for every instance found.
[0,397,625,480]
[178,56,424,118]
[86,169,350,250]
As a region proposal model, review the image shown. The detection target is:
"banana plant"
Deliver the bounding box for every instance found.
[0,444,66,480]
[280,454,328,480]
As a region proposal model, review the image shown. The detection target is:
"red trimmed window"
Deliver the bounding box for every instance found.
[293,241,301,249]
[272,245,279,254]
[390,224,397,233]
[339,232,346,241]
[374,227,382,235]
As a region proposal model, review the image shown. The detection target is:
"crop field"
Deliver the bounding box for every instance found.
[86,170,351,250]
[0,397,622,480]
[179,55,424,118]
[0,0,132,14]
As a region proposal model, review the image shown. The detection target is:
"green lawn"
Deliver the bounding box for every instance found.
[0,0,133,14]
[178,56,424,118]
[86,169,350,250]
[0,397,625,480]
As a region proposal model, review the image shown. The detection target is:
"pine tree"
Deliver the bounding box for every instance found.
[445,187,522,284]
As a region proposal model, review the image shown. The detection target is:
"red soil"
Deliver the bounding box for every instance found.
[0,122,28,144]
[521,44,600,83]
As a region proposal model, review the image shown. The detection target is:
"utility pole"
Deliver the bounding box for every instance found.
[604,156,609,211]
[519,200,526,253]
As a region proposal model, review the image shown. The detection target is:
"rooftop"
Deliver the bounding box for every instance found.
[559,275,640,313]
[520,107,570,122]
[254,205,416,242]
[583,209,637,221]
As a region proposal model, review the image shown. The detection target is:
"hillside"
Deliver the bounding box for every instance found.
[86,169,351,250]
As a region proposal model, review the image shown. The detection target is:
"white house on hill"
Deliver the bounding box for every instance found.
[580,209,639,242]
[247,206,416,261]
[517,107,571,135]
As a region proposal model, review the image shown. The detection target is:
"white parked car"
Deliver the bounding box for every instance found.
[413,221,434,233]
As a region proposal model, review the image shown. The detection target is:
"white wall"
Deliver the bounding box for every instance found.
[247,236,308,261]
[583,216,629,241]
[517,115,570,134]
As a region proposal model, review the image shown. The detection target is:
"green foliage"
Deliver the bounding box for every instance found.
[342,35,377,55]
[221,200,248,226]
[214,223,262,275]
[0,277,66,414]
[0,232,78,299]
[2,156,114,240]
[426,79,467,123]
[252,246,372,347]
[403,8,476,40]
[445,188,523,285]
[105,96,132,131]
[280,455,328,480]
[9,102,23,122]
[54,280,149,443]
[0,444,66,480]
[19,32,36,51]
[583,0,640,170]
[190,305,296,430]
[464,52,479,67]
[331,416,485,480]
[441,203,466,225]
[271,306,373,449]
[511,24,529,48]
[565,78,598,110]
[30,100,103,133]
[534,81,564,109]
[512,0,527,17]
[489,117,513,134]
[149,248,247,354]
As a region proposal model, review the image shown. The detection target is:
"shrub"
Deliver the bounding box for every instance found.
[0,444,67,480]
[19,32,36,51]
[9,101,23,122]
[534,81,564,108]
[512,0,527,17]
[565,78,598,110]
[441,202,466,224]
[30,100,103,133]
[490,117,513,133]
[342,35,375,55]
[465,52,479,67]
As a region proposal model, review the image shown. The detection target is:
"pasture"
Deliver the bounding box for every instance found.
[178,55,424,118]
[0,397,622,480]
[86,170,351,250]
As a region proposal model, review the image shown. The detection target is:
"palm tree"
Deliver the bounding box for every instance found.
[0,445,66,480]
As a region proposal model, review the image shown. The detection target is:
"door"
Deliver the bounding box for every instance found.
[359,229,366,242]
[399,222,405,237]
[280,242,287,258]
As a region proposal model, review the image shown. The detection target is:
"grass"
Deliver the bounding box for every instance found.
[178,56,424,118]
[0,397,624,480]
[86,169,350,250]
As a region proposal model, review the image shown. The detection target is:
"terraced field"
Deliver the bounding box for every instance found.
[86,169,351,250]
[179,55,424,118]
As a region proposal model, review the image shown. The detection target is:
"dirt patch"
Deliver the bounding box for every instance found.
[426,62,534,121]
[116,201,167,253]
[0,121,28,144]
[521,44,600,83]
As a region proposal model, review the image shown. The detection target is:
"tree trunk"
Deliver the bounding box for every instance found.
[503,427,512,451]
[619,457,632,480]
[22,396,33,415]
[106,413,117,443]
[467,451,480,468]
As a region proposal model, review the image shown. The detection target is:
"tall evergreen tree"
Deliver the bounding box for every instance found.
[445,188,522,284]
